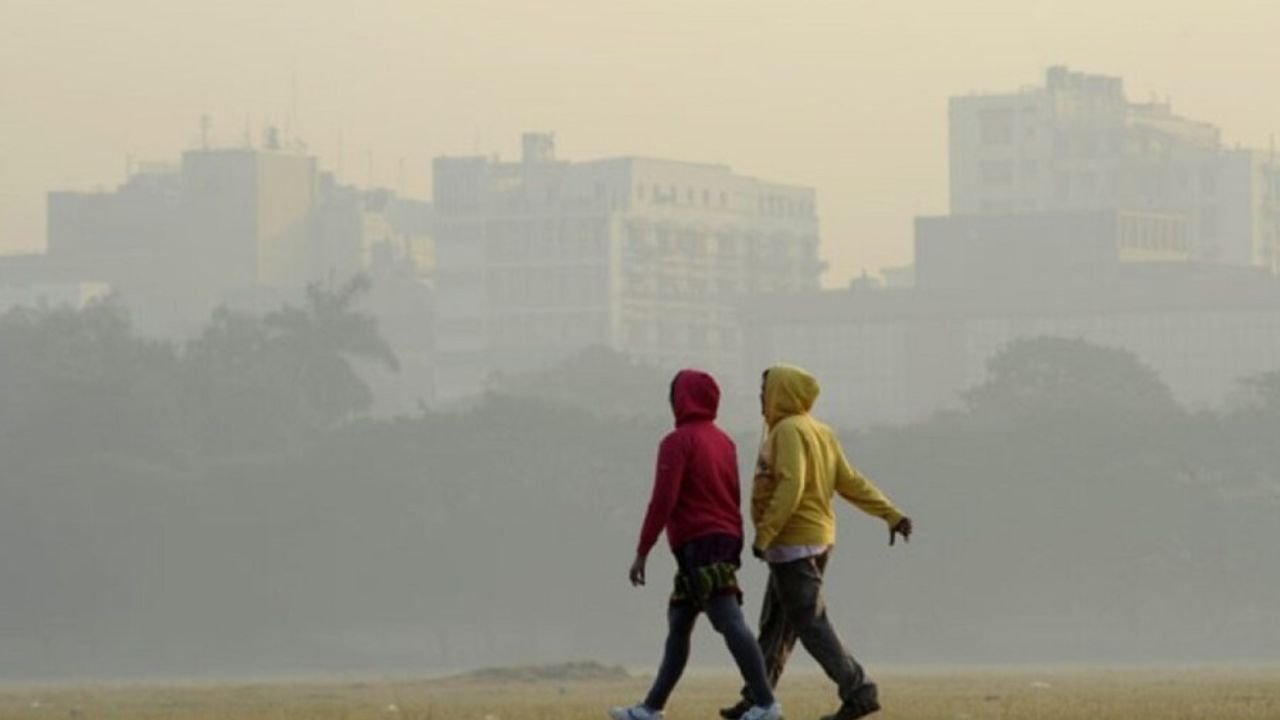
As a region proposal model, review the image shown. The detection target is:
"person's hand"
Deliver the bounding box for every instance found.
[890,517,913,546]
[751,544,766,561]
[629,554,647,586]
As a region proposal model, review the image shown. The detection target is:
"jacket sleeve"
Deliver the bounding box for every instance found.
[834,439,904,527]
[754,423,806,550]
[636,433,686,556]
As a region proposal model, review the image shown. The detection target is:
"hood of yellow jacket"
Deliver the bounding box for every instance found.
[763,364,820,427]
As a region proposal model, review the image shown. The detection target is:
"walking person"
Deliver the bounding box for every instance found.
[720,365,913,720]
[609,370,783,720]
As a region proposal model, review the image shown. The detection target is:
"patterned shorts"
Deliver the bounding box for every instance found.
[669,534,744,608]
[670,561,743,608]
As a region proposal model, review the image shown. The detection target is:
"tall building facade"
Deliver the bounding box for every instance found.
[749,265,1280,429]
[181,147,319,296]
[743,67,1280,429]
[433,133,821,399]
[950,66,1280,270]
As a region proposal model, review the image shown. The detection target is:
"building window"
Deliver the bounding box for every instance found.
[981,162,1014,186]
[980,108,1014,146]
[1199,165,1219,196]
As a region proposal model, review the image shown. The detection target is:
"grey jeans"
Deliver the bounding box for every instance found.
[742,550,875,705]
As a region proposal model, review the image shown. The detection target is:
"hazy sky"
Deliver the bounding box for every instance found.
[3,0,1278,285]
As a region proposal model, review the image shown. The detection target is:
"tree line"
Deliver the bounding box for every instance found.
[1,289,1277,680]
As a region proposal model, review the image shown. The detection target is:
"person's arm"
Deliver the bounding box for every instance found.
[753,423,806,552]
[635,433,686,560]
[834,441,912,545]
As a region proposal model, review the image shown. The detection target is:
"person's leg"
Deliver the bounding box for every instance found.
[725,566,799,717]
[642,603,699,711]
[771,553,872,706]
[704,594,775,707]
[760,562,802,688]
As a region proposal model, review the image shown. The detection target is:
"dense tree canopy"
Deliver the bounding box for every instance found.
[1,297,1277,678]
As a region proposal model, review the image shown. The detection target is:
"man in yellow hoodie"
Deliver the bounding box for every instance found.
[720,364,913,720]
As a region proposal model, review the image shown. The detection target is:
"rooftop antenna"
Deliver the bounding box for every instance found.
[366,149,374,188]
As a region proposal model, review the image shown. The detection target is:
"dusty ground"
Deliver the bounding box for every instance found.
[1,668,1278,720]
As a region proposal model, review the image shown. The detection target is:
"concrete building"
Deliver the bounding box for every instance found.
[312,176,434,283]
[41,146,322,331]
[749,264,1280,428]
[181,147,319,296]
[950,66,1280,270]
[25,135,441,414]
[915,209,1190,292]
[753,204,1280,429]
[39,141,442,334]
[433,133,821,399]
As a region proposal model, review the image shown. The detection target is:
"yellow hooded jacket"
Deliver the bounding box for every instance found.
[752,364,904,550]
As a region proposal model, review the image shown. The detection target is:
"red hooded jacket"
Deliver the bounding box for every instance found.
[636,370,744,556]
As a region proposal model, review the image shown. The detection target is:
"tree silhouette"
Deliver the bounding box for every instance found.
[264,274,400,428]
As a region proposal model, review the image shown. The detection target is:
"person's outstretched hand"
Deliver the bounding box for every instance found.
[629,554,647,586]
[890,517,913,546]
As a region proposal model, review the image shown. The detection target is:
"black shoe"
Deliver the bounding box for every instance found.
[719,698,752,719]
[821,684,880,720]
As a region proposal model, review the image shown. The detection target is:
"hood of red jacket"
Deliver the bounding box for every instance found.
[670,369,720,425]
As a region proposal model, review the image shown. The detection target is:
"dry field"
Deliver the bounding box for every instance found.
[1,668,1278,720]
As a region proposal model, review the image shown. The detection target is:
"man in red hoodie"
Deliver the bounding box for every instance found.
[609,370,782,720]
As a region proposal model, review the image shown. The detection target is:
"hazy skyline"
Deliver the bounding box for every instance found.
[3,0,1279,286]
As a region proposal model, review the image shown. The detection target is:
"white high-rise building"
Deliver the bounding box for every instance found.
[950,66,1280,270]
[433,133,822,400]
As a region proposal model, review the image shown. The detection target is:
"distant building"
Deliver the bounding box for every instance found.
[42,146,322,330]
[915,209,1190,292]
[432,132,822,399]
[40,141,438,338]
[880,264,916,289]
[0,272,110,314]
[181,147,319,294]
[753,67,1280,428]
[313,175,435,283]
[750,264,1280,428]
[949,66,1280,271]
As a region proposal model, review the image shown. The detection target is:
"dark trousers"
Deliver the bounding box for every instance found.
[644,594,775,711]
[742,551,875,705]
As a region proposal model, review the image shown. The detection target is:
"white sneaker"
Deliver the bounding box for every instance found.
[740,701,784,720]
[607,703,663,720]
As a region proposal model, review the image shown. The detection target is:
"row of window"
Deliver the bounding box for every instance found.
[1117,215,1190,253]
[486,266,610,306]
[979,162,1228,204]
[634,183,813,217]
[484,219,609,260]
